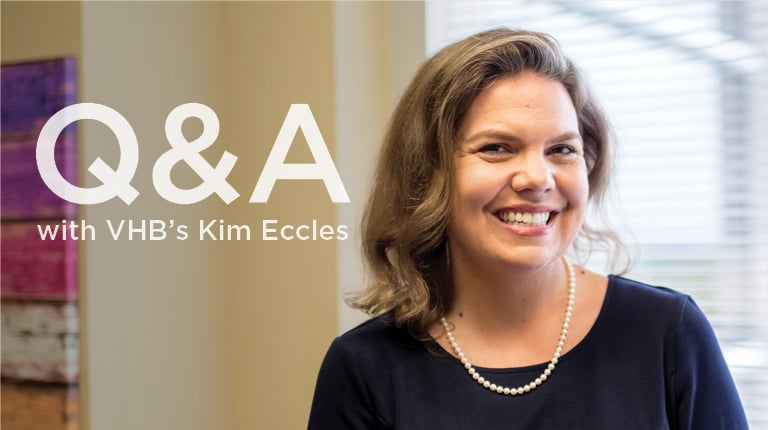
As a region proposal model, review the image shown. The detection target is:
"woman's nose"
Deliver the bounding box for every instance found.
[510,153,554,194]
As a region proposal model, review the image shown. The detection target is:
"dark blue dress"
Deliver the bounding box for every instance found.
[308,276,748,429]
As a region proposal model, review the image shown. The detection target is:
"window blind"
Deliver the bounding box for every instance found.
[426,1,768,427]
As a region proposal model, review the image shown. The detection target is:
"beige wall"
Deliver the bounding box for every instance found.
[219,3,339,428]
[79,3,229,430]
[1,1,82,61]
[334,1,426,333]
[1,1,424,429]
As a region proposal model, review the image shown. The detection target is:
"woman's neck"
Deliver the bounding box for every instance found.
[446,255,568,336]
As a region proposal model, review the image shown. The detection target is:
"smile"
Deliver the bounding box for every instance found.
[495,210,553,226]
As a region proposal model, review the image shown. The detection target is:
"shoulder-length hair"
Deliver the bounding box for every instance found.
[350,28,622,338]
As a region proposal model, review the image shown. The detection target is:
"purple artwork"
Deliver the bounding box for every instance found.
[1,58,77,139]
[1,57,80,430]
[1,58,77,220]
[1,222,78,301]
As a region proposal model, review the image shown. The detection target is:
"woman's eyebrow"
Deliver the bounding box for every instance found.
[462,129,523,144]
[462,129,582,144]
[550,131,583,143]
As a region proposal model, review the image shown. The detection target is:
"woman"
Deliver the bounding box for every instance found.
[308,29,747,429]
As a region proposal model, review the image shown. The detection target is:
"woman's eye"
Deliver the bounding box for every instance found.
[479,144,508,154]
[549,145,577,156]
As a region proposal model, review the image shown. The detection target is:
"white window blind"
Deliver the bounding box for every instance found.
[427,1,768,427]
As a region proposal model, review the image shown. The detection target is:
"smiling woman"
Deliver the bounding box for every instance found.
[308,29,748,429]
[449,72,588,272]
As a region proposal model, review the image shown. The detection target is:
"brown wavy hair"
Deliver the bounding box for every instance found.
[349,28,622,338]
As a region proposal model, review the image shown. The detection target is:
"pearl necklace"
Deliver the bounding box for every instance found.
[440,256,576,396]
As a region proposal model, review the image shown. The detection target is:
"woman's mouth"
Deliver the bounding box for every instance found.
[495,210,555,226]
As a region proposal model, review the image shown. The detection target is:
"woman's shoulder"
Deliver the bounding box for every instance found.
[606,274,692,308]
[600,275,712,334]
[339,314,399,338]
[580,275,719,364]
[333,314,422,356]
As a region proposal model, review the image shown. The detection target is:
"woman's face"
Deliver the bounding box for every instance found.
[448,71,588,271]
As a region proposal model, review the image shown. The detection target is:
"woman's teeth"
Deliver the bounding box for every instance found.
[497,211,551,226]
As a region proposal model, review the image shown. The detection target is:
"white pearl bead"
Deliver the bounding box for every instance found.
[503,387,511,395]
[483,380,491,388]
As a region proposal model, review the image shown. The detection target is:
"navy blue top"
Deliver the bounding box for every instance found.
[308,276,748,429]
